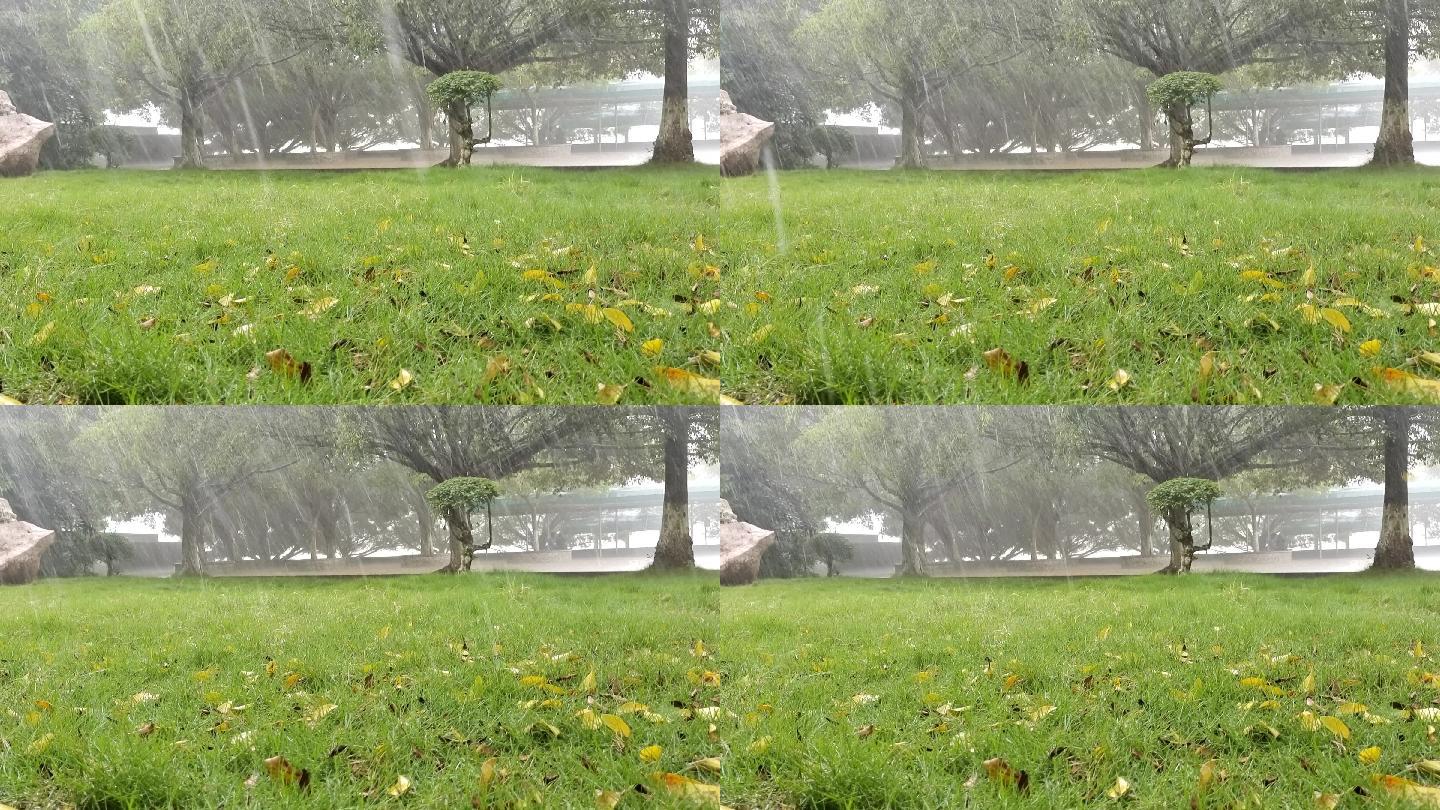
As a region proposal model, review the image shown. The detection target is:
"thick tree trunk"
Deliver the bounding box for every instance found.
[1371,0,1415,167]
[650,0,694,164]
[1163,102,1196,168]
[1373,407,1417,570]
[178,493,205,576]
[177,96,206,169]
[896,94,925,170]
[898,502,928,576]
[445,100,474,167]
[651,418,695,569]
[441,504,475,572]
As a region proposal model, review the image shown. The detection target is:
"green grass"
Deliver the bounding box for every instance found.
[720,573,1440,808]
[0,167,721,404]
[0,573,721,808]
[718,168,1440,404]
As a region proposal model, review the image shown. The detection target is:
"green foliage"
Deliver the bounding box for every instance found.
[425,477,500,512]
[425,70,503,109]
[1146,71,1223,110]
[39,526,133,577]
[1146,477,1222,514]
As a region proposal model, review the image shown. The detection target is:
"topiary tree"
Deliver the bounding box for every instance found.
[425,71,503,167]
[1146,71,1222,168]
[425,477,500,572]
[1145,477,1222,574]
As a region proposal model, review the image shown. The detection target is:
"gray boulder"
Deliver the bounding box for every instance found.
[0,498,56,585]
[719,498,775,586]
[0,90,57,178]
[719,90,775,178]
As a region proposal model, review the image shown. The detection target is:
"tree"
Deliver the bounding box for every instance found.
[647,407,716,570]
[85,0,293,168]
[797,0,1018,169]
[720,0,829,168]
[358,0,608,166]
[1076,407,1336,573]
[1372,407,1416,568]
[1146,72,1222,167]
[425,70,502,166]
[345,407,603,572]
[1067,0,1336,166]
[1145,477,1222,574]
[78,409,294,575]
[644,0,716,163]
[424,477,500,570]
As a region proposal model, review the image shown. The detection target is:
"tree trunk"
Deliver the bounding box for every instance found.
[1371,0,1415,167]
[441,503,475,572]
[178,493,205,576]
[1157,504,1194,574]
[1373,407,1417,570]
[418,511,434,557]
[897,502,928,576]
[651,416,695,569]
[177,95,206,169]
[650,0,694,164]
[896,93,925,170]
[1138,512,1153,557]
[445,100,474,167]
[1163,102,1195,168]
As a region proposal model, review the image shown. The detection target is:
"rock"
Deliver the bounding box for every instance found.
[719,498,775,586]
[719,90,775,178]
[0,498,55,585]
[0,90,57,178]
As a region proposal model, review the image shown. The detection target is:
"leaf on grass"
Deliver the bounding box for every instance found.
[31,321,55,345]
[1359,339,1383,357]
[1377,367,1440,401]
[655,772,719,802]
[982,348,1029,384]
[1375,774,1440,807]
[0,394,22,405]
[1107,369,1131,392]
[1319,715,1350,740]
[595,789,623,809]
[655,367,719,399]
[1106,776,1130,799]
[387,775,411,797]
[595,383,625,405]
[1319,308,1351,333]
[263,755,310,791]
[641,338,664,357]
[601,308,633,333]
[983,757,1029,793]
[1359,746,1382,765]
[600,714,631,738]
[639,745,663,763]
[264,349,312,383]
[1313,384,1343,405]
[299,297,338,319]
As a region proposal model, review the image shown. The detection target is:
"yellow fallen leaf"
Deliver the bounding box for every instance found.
[1107,369,1131,391]
[595,789,622,809]
[1360,746,1382,764]
[601,714,631,738]
[1319,715,1350,740]
[639,745,663,763]
[1106,776,1130,799]
[389,369,414,390]
[387,774,411,797]
[1359,339,1383,357]
[1313,384,1343,405]
[595,383,625,405]
[1377,367,1440,400]
[655,367,719,399]
[300,297,339,319]
[1319,308,1351,333]
[1375,774,1440,806]
[641,338,664,356]
[0,394,21,405]
[31,321,56,345]
[602,308,634,333]
[655,772,719,801]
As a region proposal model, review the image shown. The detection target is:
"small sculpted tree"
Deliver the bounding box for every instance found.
[425,70,502,166]
[1146,72,1221,167]
[424,477,500,572]
[1144,477,1221,574]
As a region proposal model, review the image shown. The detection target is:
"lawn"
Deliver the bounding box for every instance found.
[0,573,721,808]
[0,167,721,405]
[719,168,1440,404]
[720,573,1440,808]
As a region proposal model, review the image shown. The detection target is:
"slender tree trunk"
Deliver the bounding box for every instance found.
[1373,407,1417,570]
[1157,504,1194,574]
[652,415,695,569]
[650,0,694,164]
[896,92,925,170]
[441,504,475,572]
[418,512,434,557]
[1138,512,1154,557]
[178,493,205,576]
[445,100,474,167]
[1371,0,1415,167]
[177,95,206,169]
[898,501,928,576]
